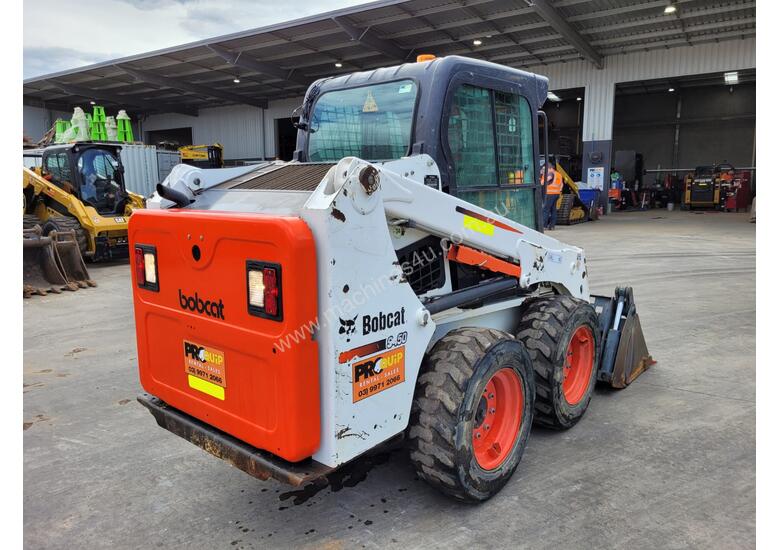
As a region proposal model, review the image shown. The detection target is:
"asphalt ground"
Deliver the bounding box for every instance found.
[24,209,755,549]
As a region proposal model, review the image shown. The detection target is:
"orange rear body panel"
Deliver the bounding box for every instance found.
[129,209,320,462]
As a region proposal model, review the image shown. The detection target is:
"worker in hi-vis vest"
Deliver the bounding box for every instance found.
[541,161,563,230]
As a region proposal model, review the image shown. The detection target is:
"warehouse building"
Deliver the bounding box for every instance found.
[23,0,755,189]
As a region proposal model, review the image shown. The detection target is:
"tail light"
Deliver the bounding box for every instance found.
[135,245,159,291]
[246,261,282,320]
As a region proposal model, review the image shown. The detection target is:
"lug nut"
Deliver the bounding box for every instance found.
[490,408,496,414]
[484,425,490,430]
[489,393,494,399]
[475,433,481,439]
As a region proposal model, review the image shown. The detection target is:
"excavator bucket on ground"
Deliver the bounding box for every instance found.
[49,230,96,289]
[592,286,655,388]
[23,227,73,297]
[23,226,95,298]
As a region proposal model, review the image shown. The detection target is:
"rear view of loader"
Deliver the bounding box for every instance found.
[132,55,654,503]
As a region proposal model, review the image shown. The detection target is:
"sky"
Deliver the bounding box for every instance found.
[23,0,368,79]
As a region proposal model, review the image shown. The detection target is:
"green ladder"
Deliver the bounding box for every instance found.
[54,119,71,142]
[117,112,134,143]
[90,106,107,141]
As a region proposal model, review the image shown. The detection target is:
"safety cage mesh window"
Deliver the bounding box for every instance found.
[448,84,537,227]
[495,91,535,185]
[308,80,418,162]
[447,86,497,187]
[448,85,535,188]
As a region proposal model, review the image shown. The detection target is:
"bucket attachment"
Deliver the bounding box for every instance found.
[49,230,96,289]
[23,227,75,297]
[592,286,655,388]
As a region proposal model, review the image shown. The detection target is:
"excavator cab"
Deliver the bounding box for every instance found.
[38,143,130,216]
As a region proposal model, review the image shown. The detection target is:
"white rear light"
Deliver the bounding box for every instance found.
[248,270,265,307]
[144,253,157,284]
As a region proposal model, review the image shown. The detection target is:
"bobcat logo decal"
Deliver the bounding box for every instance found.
[338,315,358,342]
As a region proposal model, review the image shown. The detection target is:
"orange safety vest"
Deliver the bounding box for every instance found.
[544,170,563,195]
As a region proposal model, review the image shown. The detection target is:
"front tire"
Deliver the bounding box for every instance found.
[515,295,600,430]
[408,327,535,502]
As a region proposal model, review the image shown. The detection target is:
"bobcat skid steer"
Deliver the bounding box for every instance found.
[131,55,653,502]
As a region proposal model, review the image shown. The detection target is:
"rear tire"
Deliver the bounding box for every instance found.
[408,327,535,502]
[515,295,600,430]
[42,216,89,257]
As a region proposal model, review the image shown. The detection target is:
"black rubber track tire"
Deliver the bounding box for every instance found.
[556,194,574,225]
[515,295,600,430]
[42,216,89,257]
[23,214,42,230]
[408,327,535,502]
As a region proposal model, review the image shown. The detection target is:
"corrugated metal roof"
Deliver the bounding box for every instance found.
[23,0,755,116]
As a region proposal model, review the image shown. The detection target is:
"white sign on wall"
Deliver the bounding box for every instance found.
[586,167,605,189]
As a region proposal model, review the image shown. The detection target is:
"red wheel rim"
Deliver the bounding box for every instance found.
[562,325,595,405]
[472,368,524,470]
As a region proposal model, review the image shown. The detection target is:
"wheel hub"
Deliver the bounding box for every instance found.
[562,325,595,405]
[472,368,523,470]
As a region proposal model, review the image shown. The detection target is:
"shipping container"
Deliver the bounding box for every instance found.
[156,150,181,184]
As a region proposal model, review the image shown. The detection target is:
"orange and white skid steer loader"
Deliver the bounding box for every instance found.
[131,55,652,501]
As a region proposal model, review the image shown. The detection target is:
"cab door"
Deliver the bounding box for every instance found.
[443,81,541,231]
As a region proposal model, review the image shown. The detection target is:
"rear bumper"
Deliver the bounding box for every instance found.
[137,393,333,487]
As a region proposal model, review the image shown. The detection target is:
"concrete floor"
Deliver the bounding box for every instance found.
[24,210,755,549]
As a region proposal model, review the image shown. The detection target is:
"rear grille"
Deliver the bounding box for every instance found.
[219,163,335,191]
[396,236,445,295]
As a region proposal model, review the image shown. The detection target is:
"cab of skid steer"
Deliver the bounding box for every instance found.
[35,143,131,216]
[292,55,549,232]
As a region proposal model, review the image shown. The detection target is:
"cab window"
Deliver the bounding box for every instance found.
[447,85,535,187]
[447,85,496,187]
[44,152,74,192]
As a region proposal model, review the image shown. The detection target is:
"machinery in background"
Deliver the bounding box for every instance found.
[23,142,145,263]
[554,162,592,225]
[683,163,751,211]
[179,144,224,169]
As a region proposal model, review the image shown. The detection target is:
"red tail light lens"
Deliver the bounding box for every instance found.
[135,244,159,291]
[247,261,282,320]
[134,247,145,285]
[263,267,279,316]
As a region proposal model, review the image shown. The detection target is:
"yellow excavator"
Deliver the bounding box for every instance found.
[23,142,145,297]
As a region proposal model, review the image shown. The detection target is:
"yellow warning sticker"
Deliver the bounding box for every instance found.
[187,374,225,400]
[463,215,495,236]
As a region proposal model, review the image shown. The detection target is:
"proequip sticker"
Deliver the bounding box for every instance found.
[183,340,226,400]
[352,347,405,403]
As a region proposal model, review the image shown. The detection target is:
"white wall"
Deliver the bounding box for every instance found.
[530,37,756,141]
[23,105,72,141]
[142,97,304,160]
